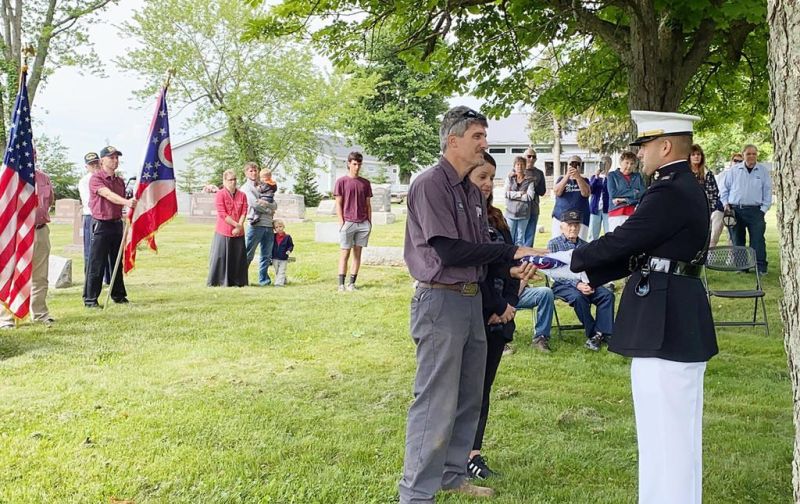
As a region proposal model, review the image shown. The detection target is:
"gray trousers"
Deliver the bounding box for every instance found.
[399,287,487,504]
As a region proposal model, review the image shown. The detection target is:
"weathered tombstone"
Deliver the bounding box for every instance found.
[372,184,391,212]
[48,255,72,288]
[316,199,337,215]
[53,199,81,224]
[362,246,405,267]
[371,212,397,225]
[187,193,218,223]
[275,194,306,222]
[315,222,340,243]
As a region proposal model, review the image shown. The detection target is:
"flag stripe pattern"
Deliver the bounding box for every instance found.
[0,69,36,320]
[123,87,178,273]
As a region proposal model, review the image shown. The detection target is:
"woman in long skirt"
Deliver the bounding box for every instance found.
[208,169,249,287]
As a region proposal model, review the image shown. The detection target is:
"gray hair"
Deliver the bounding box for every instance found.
[439,106,488,153]
[742,144,758,154]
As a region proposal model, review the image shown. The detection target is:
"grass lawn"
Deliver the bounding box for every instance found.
[0,197,791,503]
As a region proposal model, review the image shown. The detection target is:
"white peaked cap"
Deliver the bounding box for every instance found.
[630,110,701,146]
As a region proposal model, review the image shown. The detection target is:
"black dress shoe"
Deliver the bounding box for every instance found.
[85,303,101,309]
[113,298,130,304]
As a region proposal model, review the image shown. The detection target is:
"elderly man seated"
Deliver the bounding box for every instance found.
[547,210,615,351]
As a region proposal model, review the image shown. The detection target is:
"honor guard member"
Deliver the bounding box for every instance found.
[571,111,718,504]
[399,106,541,503]
[83,146,137,308]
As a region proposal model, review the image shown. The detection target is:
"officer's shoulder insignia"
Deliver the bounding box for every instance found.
[653,171,674,182]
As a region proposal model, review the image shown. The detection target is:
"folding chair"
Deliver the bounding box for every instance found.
[543,276,584,337]
[703,245,769,336]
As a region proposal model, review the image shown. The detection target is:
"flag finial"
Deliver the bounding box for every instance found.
[21,45,35,73]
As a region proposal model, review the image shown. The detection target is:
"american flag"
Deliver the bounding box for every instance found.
[123,86,178,273]
[0,68,36,320]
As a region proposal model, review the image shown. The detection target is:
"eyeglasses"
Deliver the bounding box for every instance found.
[527,155,536,159]
[733,158,743,163]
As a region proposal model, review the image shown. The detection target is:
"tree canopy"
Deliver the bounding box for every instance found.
[251,0,769,133]
[119,0,371,183]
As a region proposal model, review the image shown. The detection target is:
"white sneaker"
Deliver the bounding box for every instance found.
[338,285,345,292]
[346,283,357,292]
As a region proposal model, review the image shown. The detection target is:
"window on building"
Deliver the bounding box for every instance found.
[511,148,526,154]
[488,148,506,154]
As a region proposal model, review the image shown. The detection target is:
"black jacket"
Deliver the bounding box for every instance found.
[571,160,718,362]
[481,224,519,342]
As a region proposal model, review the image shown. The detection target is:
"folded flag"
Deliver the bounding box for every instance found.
[519,250,589,283]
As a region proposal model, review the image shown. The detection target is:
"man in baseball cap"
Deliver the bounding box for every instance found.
[99,145,122,158]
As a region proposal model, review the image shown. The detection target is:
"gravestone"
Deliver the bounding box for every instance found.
[53,199,81,224]
[372,184,391,212]
[48,255,72,288]
[316,199,337,216]
[188,193,217,223]
[315,222,340,243]
[362,246,405,267]
[371,212,396,225]
[275,194,306,222]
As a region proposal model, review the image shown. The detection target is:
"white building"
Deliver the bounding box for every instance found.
[485,113,604,184]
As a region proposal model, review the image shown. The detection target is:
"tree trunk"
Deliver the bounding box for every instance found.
[767,0,800,500]
[227,115,262,164]
[552,116,561,183]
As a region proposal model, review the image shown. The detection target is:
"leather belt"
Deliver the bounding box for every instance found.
[731,204,760,209]
[647,257,703,278]
[417,281,479,296]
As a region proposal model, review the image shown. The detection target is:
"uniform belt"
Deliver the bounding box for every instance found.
[647,257,703,278]
[417,281,479,296]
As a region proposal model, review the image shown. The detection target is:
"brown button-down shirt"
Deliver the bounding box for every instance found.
[89,170,126,220]
[34,170,54,226]
[404,157,488,283]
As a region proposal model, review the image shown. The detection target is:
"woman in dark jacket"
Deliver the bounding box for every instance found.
[466,153,526,480]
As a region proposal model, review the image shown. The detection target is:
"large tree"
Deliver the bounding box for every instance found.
[252,0,767,122]
[346,48,448,184]
[119,0,370,183]
[767,0,800,500]
[0,0,115,145]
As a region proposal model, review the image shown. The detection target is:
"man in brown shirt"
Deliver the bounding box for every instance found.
[399,107,541,503]
[82,146,136,308]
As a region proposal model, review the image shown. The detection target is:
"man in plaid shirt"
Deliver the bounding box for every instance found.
[547,210,615,351]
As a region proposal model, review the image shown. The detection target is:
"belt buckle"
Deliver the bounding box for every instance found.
[461,283,478,296]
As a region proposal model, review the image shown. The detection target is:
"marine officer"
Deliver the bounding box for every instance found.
[571,111,718,504]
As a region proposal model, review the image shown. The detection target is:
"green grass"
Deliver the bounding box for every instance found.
[0,199,791,503]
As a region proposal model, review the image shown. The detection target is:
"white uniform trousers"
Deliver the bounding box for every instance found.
[631,357,706,504]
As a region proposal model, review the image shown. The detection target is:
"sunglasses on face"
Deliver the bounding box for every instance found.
[569,162,580,167]
[527,155,536,159]
[733,158,743,163]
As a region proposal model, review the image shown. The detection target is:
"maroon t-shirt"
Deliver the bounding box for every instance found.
[89,171,126,220]
[334,175,373,223]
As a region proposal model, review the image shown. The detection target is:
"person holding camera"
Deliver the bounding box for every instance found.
[83,146,136,308]
[551,155,591,239]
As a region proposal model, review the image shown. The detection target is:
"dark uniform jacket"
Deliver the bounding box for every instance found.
[571,160,718,363]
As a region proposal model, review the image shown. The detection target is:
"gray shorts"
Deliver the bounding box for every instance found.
[340,220,371,249]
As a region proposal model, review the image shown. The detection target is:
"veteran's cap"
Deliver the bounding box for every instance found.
[630,110,701,146]
[84,152,100,163]
[100,145,122,158]
[560,210,582,224]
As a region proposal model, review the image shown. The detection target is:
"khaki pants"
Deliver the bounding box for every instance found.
[0,225,51,326]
